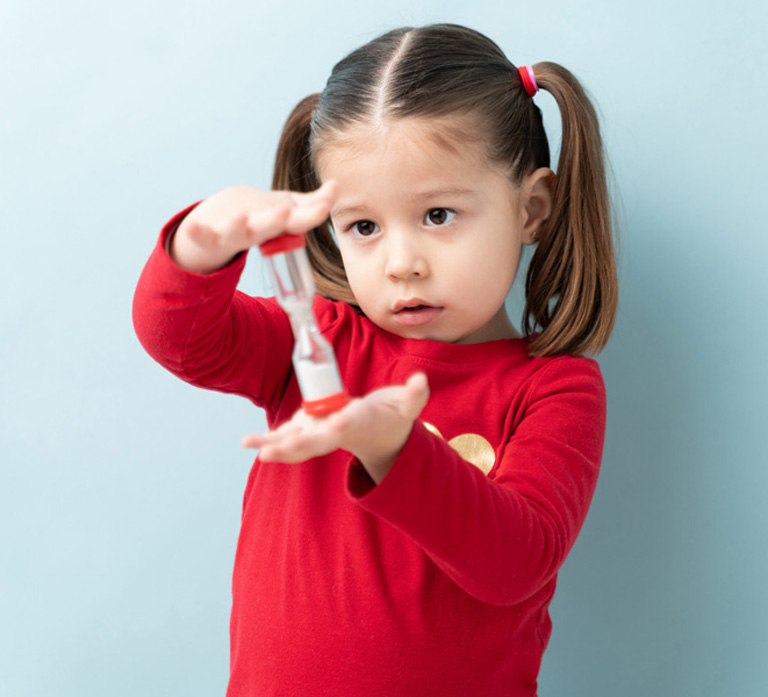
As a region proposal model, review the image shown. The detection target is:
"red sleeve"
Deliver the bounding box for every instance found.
[131,206,295,411]
[347,357,605,606]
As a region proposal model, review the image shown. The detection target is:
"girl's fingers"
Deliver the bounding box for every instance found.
[239,197,330,245]
[402,372,430,418]
[243,373,428,449]
[184,219,218,247]
[219,213,250,243]
[181,182,338,253]
[242,427,340,463]
[186,212,255,251]
[288,180,338,206]
[244,205,291,242]
[241,412,314,450]
[241,434,263,449]
[241,430,295,453]
[283,201,333,234]
[232,182,338,246]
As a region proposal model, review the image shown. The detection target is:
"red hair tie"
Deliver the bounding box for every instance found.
[518,65,538,97]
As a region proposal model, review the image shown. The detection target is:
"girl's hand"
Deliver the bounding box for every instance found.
[242,373,430,485]
[171,181,338,274]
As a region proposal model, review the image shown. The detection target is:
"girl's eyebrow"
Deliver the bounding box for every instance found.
[331,203,369,219]
[333,188,478,218]
[408,187,479,200]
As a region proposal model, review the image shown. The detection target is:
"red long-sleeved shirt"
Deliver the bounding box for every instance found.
[132,207,606,696]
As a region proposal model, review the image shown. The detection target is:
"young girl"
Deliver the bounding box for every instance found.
[133,23,617,697]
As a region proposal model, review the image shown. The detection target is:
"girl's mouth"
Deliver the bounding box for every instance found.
[394,302,443,327]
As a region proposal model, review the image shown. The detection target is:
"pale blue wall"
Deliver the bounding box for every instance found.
[1,1,766,695]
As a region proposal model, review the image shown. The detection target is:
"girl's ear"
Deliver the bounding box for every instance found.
[522,167,555,245]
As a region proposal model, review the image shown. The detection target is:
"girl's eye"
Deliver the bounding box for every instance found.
[424,208,457,226]
[350,220,380,237]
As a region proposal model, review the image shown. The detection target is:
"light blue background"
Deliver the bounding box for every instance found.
[2,1,766,695]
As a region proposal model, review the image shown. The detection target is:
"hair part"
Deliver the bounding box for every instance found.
[271,24,617,356]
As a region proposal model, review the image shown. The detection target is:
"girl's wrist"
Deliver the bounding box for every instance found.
[358,453,397,485]
[352,424,414,485]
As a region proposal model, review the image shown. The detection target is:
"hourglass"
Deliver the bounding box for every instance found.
[259,235,350,416]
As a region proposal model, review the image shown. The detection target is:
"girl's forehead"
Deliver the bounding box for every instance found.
[315,116,490,171]
[316,117,520,209]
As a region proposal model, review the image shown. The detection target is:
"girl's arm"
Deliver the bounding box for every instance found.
[132,183,337,406]
[243,358,604,606]
[169,183,337,274]
[353,358,605,606]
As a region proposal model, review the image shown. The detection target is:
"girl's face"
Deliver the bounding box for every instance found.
[316,118,532,344]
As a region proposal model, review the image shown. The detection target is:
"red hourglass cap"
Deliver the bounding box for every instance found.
[259,234,307,256]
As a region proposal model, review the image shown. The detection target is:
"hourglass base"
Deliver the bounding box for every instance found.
[303,391,351,416]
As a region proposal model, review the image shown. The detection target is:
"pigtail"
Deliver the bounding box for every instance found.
[272,94,357,305]
[523,62,618,357]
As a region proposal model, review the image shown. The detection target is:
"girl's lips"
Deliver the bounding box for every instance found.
[393,303,443,327]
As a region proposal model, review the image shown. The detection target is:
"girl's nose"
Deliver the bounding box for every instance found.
[384,232,428,280]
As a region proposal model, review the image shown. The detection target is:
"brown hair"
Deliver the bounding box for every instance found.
[272,24,617,356]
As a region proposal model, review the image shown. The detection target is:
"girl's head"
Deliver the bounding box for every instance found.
[273,24,617,356]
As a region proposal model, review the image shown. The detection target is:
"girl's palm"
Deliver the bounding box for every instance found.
[242,373,429,484]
